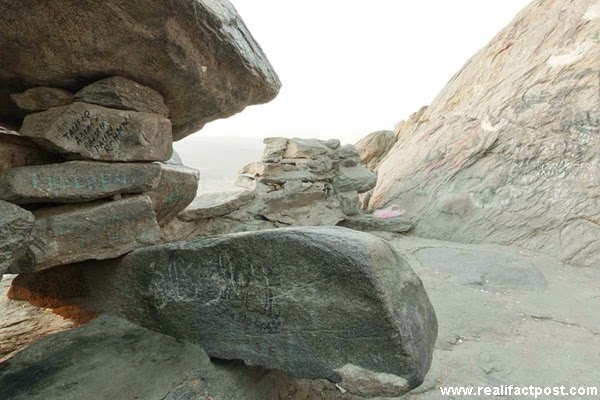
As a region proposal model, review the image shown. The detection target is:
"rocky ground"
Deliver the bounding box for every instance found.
[2,233,597,399]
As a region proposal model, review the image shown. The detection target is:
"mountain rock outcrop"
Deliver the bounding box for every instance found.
[163,137,377,241]
[368,0,600,267]
[0,0,281,139]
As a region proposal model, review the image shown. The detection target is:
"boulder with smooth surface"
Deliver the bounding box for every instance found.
[9,227,438,397]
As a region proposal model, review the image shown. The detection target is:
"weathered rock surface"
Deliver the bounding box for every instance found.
[148,155,200,226]
[355,130,395,171]
[369,0,600,268]
[0,0,281,140]
[74,76,169,117]
[0,275,73,362]
[163,138,376,242]
[180,190,255,221]
[0,201,34,277]
[0,314,357,400]
[11,195,160,272]
[10,227,438,397]
[10,87,73,112]
[20,102,172,162]
[0,161,161,204]
[337,215,414,234]
[0,129,60,173]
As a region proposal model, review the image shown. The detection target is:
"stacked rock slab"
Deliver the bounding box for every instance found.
[9,227,438,398]
[1,77,199,275]
[162,137,377,242]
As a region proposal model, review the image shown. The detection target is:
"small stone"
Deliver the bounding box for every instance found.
[19,102,172,162]
[10,87,73,112]
[0,129,60,173]
[147,156,199,226]
[74,76,169,117]
[0,201,35,277]
[180,190,255,221]
[12,195,160,272]
[0,161,161,205]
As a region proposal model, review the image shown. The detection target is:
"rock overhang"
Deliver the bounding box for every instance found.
[0,0,281,140]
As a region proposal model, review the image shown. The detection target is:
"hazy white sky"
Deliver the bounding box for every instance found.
[179,0,531,145]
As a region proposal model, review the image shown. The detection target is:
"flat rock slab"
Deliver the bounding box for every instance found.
[338,215,414,234]
[0,201,34,277]
[20,102,172,162]
[0,161,161,204]
[0,0,281,140]
[147,162,199,226]
[12,195,160,272]
[180,190,255,221]
[10,227,438,397]
[74,76,169,116]
[0,130,60,173]
[0,315,355,400]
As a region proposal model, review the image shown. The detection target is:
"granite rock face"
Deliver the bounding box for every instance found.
[12,195,161,272]
[20,102,173,162]
[0,161,161,204]
[0,0,281,140]
[0,201,35,277]
[10,227,438,397]
[369,0,600,267]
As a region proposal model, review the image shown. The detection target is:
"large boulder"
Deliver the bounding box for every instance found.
[0,201,35,277]
[9,227,438,397]
[369,0,600,267]
[0,0,281,140]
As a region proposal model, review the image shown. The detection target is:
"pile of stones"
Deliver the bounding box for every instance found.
[0,76,199,277]
[163,137,378,241]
